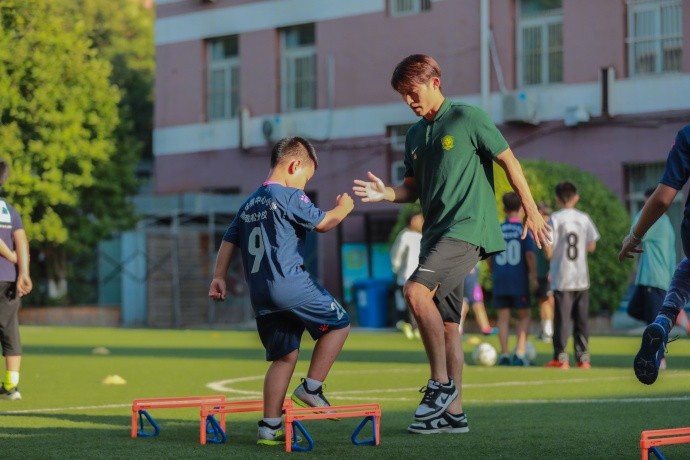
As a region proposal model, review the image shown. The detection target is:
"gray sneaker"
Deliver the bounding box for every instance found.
[0,385,21,401]
[408,411,469,434]
[291,378,332,409]
[413,379,458,421]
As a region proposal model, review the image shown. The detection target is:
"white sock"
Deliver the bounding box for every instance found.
[544,319,553,336]
[262,417,282,428]
[305,378,322,392]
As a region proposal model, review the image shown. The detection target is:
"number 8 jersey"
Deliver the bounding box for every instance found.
[223,182,326,316]
[548,208,600,291]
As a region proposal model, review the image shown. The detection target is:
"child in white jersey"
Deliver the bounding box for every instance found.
[543,182,600,369]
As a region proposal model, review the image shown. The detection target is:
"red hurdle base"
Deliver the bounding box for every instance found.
[640,427,690,460]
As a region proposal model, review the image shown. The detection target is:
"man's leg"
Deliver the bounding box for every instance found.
[443,320,464,415]
[635,257,690,384]
[405,281,448,383]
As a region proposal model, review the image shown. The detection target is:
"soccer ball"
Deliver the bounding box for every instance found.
[512,341,537,362]
[472,342,498,366]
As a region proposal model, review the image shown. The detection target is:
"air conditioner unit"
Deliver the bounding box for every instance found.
[391,160,406,186]
[502,91,539,124]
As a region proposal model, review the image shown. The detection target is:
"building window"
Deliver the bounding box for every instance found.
[517,0,563,86]
[389,0,431,16]
[627,0,682,76]
[281,24,316,112]
[207,36,239,121]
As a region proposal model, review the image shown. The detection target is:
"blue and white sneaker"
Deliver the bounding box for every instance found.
[634,322,668,385]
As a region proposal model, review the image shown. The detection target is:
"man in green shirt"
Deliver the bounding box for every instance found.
[353,54,550,434]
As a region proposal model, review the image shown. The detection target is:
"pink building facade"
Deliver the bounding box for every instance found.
[153,0,690,303]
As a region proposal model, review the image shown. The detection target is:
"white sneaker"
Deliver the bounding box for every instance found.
[0,385,21,400]
[257,420,286,445]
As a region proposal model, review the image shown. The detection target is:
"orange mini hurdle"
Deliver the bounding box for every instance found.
[640,427,690,460]
[131,395,227,438]
[199,398,292,444]
[283,403,381,453]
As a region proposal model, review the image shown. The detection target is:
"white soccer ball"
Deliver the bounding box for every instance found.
[512,341,537,362]
[472,342,498,366]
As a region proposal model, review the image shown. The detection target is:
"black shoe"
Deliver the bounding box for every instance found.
[408,411,469,434]
[413,379,458,421]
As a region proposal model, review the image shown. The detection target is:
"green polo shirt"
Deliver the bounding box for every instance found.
[404,99,509,257]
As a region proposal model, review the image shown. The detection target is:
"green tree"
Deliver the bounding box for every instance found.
[0,0,121,301]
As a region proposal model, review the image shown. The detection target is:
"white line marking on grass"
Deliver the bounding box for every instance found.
[0,403,130,415]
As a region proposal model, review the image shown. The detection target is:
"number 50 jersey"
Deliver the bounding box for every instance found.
[223,182,326,316]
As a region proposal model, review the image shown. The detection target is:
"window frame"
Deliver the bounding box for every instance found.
[206,36,240,121]
[626,0,683,77]
[280,24,317,112]
[516,1,564,87]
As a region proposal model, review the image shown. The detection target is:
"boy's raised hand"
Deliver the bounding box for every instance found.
[336,192,354,213]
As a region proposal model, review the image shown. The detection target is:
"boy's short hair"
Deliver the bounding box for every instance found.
[0,159,9,186]
[391,54,441,94]
[271,136,318,170]
[555,181,578,203]
[502,191,522,213]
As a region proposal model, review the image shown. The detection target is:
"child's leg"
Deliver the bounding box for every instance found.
[572,291,591,363]
[472,302,491,331]
[496,307,511,355]
[306,326,350,382]
[514,308,530,356]
[263,349,299,418]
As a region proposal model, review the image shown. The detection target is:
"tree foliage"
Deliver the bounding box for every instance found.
[0,0,120,246]
[0,0,153,304]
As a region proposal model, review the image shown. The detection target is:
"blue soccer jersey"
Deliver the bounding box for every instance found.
[223,182,326,316]
[492,218,536,296]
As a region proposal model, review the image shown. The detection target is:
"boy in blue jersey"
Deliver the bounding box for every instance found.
[489,192,537,366]
[620,124,690,385]
[209,137,354,445]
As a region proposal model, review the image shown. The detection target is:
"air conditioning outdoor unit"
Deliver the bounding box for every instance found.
[502,91,539,124]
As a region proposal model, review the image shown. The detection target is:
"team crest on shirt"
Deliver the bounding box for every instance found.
[441,135,454,151]
[300,193,310,204]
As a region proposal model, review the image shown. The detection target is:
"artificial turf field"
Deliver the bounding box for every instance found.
[1,326,689,459]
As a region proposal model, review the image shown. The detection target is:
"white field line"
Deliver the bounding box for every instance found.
[3,371,689,415]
